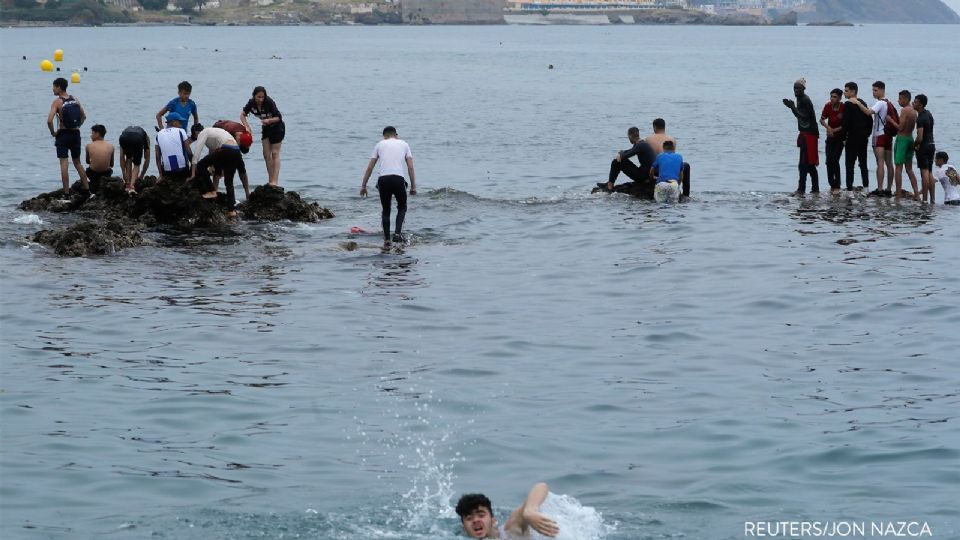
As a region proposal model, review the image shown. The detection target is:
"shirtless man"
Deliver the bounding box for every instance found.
[456,483,559,539]
[889,90,919,199]
[84,124,115,184]
[645,118,676,154]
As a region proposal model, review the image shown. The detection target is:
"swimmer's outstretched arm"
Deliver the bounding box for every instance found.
[504,482,559,538]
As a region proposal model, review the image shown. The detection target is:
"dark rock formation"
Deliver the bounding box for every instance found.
[239,184,334,222]
[591,181,654,199]
[20,176,333,257]
[32,220,143,257]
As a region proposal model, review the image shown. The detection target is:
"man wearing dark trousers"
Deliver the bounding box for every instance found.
[602,126,656,194]
[841,82,872,191]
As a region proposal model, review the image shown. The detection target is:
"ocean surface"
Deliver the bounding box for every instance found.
[1,25,959,540]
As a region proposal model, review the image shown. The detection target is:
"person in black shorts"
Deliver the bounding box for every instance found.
[119,126,151,193]
[913,94,936,203]
[46,77,89,192]
[241,86,284,186]
[191,146,246,217]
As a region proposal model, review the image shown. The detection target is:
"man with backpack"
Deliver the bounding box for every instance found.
[46,77,89,193]
[847,81,898,196]
[841,82,872,192]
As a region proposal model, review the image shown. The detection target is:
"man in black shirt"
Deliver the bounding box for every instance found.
[783,78,820,195]
[840,82,872,191]
[913,94,936,203]
[602,126,656,194]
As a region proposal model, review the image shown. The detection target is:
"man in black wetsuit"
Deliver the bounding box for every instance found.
[602,126,656,194]
[783,78,820,195]
[841,82,872,191]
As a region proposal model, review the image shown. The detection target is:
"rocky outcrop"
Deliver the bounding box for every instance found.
[21,176,334,257]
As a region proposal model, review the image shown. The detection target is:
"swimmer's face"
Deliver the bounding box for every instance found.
[461,506,495,538]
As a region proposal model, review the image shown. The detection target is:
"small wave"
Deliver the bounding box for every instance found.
[13,214,42,225]
[539,492,615,540]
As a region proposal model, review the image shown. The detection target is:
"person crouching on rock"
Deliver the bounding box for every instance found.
[190,147,246,218]
[651,140,684,204]
[191,123,251,201]
[601,126,656,193]
[84,124,114,187]
[155,112,192,182]
[212,119,253,153]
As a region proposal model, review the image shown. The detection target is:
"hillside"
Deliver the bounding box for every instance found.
[810,0,960,23]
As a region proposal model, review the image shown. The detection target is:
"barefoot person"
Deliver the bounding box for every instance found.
[191,124,251,201]
[456,483,560,539]
[84,124,114,184]
[360,126,417,245]
[890,90,919,199]
[841,82,872,191]
[241,86,284,186]
[819,88,845,193]
[847,81,897,196]
[913,94,936,203]
[783,78,820,195]
[46,77,89,192]
[118,126,150,193]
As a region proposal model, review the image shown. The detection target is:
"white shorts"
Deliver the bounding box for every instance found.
[654,180,680,204]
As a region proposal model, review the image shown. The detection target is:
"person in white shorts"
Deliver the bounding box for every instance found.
[933,151,960,206]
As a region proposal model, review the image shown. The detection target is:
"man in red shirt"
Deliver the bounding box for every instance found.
[819,88,845,194]
[212,120,253,154]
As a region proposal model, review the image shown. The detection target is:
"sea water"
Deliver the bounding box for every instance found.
[1,25,959,540]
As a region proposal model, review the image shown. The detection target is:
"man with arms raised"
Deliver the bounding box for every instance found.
[456,482,559,538]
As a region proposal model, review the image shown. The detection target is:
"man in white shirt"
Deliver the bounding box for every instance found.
[155,112,192,181]
[360,126,417,244]
[847,80,896,196]
[190,124,251,200]
[933,151,960,206]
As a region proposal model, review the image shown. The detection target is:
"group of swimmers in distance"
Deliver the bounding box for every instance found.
[46,78,285,217]
[597,118,692,204]
[784,78,960,205]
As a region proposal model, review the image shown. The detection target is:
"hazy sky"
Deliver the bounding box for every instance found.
[943,0,960,15]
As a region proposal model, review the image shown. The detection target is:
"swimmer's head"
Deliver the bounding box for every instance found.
[456,493,495,538]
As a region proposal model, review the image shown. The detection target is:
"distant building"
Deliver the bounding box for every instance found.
[506,0,661,10]
[401,0,504,24]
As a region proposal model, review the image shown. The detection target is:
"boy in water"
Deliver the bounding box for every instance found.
[456,482,559,538]
[155,81,199,132]
[933,152,960,206]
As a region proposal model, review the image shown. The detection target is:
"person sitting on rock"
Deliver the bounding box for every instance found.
[190,124,251,201]
[651,140,684,204]
[155,112,192,182]
[84,124,114,186]
[601,126,656,194]
[118,125,150,194]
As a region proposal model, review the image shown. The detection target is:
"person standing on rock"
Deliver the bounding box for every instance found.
[783,78,820,196]
[913,94,936,203]
[819,88,845,194]
[360,126,417,245]
[889,90,919,199]
[846,80,897,196]
[841,82,872,191]
[155,81,199,132]
[155,112,192,181]
[119,126,150,194]
[241,86,284,186]
[46,77,89,193]
[84,124,114,185]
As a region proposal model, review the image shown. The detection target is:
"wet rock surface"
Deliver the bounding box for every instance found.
[20,176,334,257]
[591,180,655,199]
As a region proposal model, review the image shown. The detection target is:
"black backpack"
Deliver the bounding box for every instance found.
[60,96,83,129]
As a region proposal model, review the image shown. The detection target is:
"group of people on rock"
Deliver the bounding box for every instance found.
[784,78,959,205]
[46,78,286,216]
[599,118,691,204]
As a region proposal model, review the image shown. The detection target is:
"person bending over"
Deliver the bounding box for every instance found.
[118,125,150,193]
[360,126,417,244]
[456,482,559,539]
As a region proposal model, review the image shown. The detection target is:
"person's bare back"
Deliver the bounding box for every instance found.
[898,106,918,137]
[645,133,676,155]
[86,140,115,173]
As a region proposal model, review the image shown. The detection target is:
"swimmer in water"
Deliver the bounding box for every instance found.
[456,482,559,538]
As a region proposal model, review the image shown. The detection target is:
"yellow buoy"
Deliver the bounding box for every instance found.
[54,49,64,62]
[40,59,54,72]
[71,72,80,84]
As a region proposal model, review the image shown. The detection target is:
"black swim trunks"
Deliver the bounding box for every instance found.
[262,121,285,145]
[55,129,81,159]
[119,128,148,166]
[85,167,113,182]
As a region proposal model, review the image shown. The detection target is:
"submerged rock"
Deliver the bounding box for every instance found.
[591,180,655,199]
[32,219,143,257]
[20,176,334,257]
